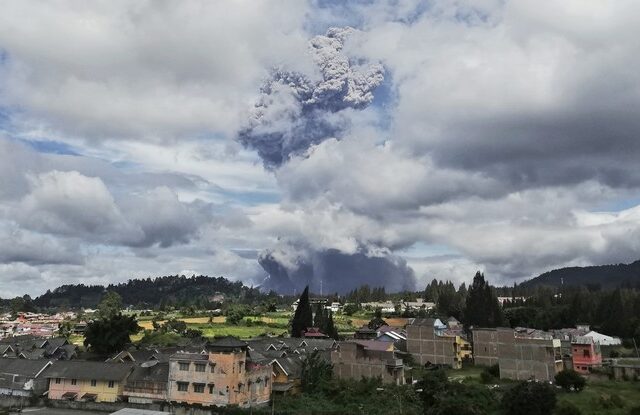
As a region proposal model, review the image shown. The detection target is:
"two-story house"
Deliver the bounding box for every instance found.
[46,361,134,402]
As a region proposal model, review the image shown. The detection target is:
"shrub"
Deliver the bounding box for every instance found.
[480,364,500,384]
[555,369,586,392]
[628,406,640,415]
[501,381,557,415]
[555,402,582,415]
[598,393,625,409]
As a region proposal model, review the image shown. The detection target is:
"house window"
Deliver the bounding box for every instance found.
[108,381,115,388]
[208,384,214,394]
[179,362,190,371]
[71,379,77,386]
[55,378,61,384]
[195,363,206,372]
[583,350,590,358]
[177,382,188,392]
[193,383,205,393]
[90,379,97,387]
[210,364,216,373]
[238,362,243,373]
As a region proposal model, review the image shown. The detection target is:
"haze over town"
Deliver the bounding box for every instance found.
[2,1,640,298]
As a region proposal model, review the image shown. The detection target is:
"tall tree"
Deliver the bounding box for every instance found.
[98,291,123,320]
[84,313,140,355]
[291,286,313,337]
[463,272,503,327]
[313,302,325,329]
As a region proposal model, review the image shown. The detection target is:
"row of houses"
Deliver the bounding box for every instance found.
[0,337,272,408]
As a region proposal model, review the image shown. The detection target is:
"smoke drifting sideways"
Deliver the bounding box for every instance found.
[259,243,416,295]
[238,27,385,169]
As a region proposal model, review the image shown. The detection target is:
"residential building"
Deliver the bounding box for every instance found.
[46,360,134,402]
[167,337,271,408]
[123,361,169,404]
[571,336,602,374]
[584,330,622,346]
[0,358,52,396]
[402,298,435,312]
[472,328,564,382]
[0,336,77,360]
[406,318,471,369]
[331,341,405,385]
[271,356,302,395]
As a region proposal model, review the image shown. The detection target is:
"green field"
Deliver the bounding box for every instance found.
[442,366,640,415]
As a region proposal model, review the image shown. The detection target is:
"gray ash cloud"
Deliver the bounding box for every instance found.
[258,243,416,294]
[238,27,384,168]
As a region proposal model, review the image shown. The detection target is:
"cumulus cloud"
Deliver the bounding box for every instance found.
[238,27,384,168]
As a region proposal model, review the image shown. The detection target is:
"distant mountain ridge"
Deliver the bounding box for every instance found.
[32,275,262,309]
[521,259,640,289]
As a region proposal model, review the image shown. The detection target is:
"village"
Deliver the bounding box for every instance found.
[0,289,639,415]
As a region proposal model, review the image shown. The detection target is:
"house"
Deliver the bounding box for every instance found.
[472,328,564,382]
[331,341,405,385]
[360,301,397,313]
[303,328,328,338]
[326,302,341,313]
[271,356,303,395]
[571,336,602,374]
[354,326,378,340]
[167,337,271,408]
[0,358,52,396]
[584,330,622,346]
[46,360,134,402]
[0,336,77,360]
[402,298,435,312]
[376,326,407,343]
[111,409,171,415]
[123,361,169,404]
[406,318,471,369]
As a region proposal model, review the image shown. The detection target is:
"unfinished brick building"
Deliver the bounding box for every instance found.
[472,328,564,381]
[331,341,405,385]
[406,318,467,369]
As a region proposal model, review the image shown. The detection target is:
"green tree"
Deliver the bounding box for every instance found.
[554,369,586,392]
[313,303,326,329]
[98,291,123,320]
[368,308,387,330]
[225,304,248,325]
[58,321,73,339]
[291,286,313,337]
[501,381,556,415]
[463,272,503,327]
[300,350,333,393]
[83,313,140,355]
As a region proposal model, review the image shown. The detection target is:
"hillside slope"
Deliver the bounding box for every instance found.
[521,260,640,289]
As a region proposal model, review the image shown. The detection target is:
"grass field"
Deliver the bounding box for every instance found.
[442,365,640,415]
[557,379,640,414]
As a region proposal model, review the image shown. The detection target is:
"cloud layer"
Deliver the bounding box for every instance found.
[1,0,640,296]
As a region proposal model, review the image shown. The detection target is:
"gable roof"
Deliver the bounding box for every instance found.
[126,362,169,383]
[45,360,133,381]
[0,358,52,378]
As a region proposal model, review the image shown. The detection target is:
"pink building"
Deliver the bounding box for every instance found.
[571,336,602,374]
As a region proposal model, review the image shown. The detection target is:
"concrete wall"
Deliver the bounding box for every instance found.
[473,328,563,382]
[472,329,499,367]
[407,324,459,368]
[331,343,405,385]
[168,351,271,407]
[48,378,123,402]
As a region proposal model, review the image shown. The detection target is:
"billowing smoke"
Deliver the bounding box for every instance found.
[238,27,384,168]
[241,28,411,294]
[258,242,416,294]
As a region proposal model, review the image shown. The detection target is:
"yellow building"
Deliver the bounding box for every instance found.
[45,361,133,402]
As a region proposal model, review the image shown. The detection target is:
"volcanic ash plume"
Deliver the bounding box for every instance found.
[258,243,416,294]
[238,27,385,168]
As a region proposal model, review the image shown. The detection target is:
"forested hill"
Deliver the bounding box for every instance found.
[33,275,265,309]
[520,260,640,290]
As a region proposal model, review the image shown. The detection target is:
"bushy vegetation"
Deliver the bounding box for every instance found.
[555,369,586,392]
[501,381,557,415]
